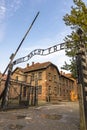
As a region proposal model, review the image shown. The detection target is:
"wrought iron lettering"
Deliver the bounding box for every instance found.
[13,42,66,65]
[48,47,52,54]
[60,43,65,50]
[34,50,37,55]
[54,45,57,52]
[29,52,34,58]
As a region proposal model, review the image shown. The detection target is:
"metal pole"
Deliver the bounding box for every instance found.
[0,12,39,109]
[2,11,40,76]
[1,64,13,110]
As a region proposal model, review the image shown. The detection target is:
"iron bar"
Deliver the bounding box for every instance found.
[2,11,40,76]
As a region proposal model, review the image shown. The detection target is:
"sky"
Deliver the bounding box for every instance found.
[0,0,87,74]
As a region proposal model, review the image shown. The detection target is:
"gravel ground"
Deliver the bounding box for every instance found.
[0,101,80,130]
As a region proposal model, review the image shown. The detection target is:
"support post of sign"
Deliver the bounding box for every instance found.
[1,63,13,110]
[76,28,87,130]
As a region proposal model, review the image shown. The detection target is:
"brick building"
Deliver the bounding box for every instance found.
[0,73,7,96]
[11,61,77,102]
[59,72,77,101]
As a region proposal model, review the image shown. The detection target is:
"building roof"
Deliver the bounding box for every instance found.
[0,73,7,80]
[12,62,75,83]
[12,67,24,75]
[23,61,60,74]
[60,72,75,82]
[12,61,60,75]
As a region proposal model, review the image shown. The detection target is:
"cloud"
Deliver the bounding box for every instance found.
[0,0,6,22]
[0,0,22,22]
[5,0,22,15]
[0,0,22,42]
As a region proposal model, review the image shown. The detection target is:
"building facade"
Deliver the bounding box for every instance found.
[59,73,77,101]
[11,61,77,102]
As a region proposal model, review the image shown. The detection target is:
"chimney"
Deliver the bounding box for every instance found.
[27,63,29,67]
[32,62,34,65]
[60,71,63,74]
[63,72,65,75]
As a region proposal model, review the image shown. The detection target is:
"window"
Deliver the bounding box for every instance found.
[48,86,51,95]
[23,87,26,97]
[16,76,18,81]
[25,75,27,82]
[38,72,42,80]
[38,85,42,94]
[60,88,61,96]
[54,75,57,82]
[31,73,34,81]
[48,73,52,81]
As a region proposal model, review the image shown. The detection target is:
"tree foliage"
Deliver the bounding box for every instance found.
[62,0,87,78]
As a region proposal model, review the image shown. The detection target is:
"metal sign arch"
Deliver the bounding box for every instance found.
[13,42,67,65]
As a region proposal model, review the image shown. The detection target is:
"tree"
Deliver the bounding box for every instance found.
[62,0,87,78]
